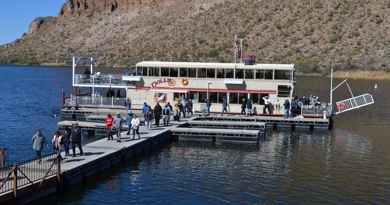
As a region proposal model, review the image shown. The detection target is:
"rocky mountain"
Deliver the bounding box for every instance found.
[1,0,390,74]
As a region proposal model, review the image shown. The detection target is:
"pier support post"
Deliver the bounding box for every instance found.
[12,165,18,198]
[291,124,296,132]
[328,117,334,130]
[57,154,62,187]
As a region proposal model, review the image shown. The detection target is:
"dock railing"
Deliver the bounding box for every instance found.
[0,153,60,196]
[64,95,127,108]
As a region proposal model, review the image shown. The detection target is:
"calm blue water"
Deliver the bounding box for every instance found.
[1,65,390,204]
[0,65,72,162]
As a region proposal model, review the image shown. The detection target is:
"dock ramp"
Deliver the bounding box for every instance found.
[335,93,374,115]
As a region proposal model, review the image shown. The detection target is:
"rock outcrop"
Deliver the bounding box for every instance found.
[1,0,390,73]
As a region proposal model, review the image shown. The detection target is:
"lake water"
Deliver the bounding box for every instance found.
[1,65,389,205]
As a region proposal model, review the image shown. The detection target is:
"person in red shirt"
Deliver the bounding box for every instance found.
[105,114,114,140]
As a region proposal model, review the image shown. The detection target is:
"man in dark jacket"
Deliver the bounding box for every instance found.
[154,103,162,127]
[71,123,83,157]
[63,127,71,156]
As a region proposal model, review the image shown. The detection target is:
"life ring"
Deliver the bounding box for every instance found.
[182,79,189,86]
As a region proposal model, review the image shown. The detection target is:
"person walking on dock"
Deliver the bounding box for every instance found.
[32,129,45,163]
[71,123,84,157]
[51,130,63,158]
[163,104,171,126]
[241,98,246,115]
[105,114,114,140]
[63,127,71,156]
[131,115,141,140]
[154,103,162,127]
[126,98,132,111]
[114,113,123,142]
[125,110,133,135]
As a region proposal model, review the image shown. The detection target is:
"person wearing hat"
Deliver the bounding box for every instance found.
[125,110,133,135]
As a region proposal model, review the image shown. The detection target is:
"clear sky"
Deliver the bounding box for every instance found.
[0,0,65,45]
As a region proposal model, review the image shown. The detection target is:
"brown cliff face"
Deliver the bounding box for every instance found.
[1,0,390,73]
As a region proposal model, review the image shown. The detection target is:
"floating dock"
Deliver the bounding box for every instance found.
[0,111,330,204]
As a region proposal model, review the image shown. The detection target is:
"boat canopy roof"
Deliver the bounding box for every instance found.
[136,61,295,71]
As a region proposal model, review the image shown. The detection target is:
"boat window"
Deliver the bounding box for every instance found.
[209,92,218,103]
[188,68,197,78]
[225,69,234,78]
[218,93,227,103]
[239,93,247,104]
[250,93,260,104]
[275,70,291,80]
[256,70,265,79]
[198,68,207,78]
[136,67,143,76]
[170,68,178,77]
[199,92,208,103]
[229,93,239,104]
[217,69,225,78]
[264,70,273,79]
[235,69,244,79]
[148,67,159,76]
[179,68,188,77]
[142,67,148,76]
[245,70,254,79]
[207,69,216,78]
[161,67,169,77]
[278,85,291,97]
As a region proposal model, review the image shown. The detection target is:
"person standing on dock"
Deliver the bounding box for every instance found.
[32,129,45,163]
[131,115,141,140]
[126,98,132,111]
[246,99,253,116]
[163,104,171,126]
[154,103,162,127]
[142,102,151,128]
[187,99,193,116]
[63,127,71,156]
[71,123,83,157]
[125,110,133,135]
[262,96,271,114]
[105,114,114,140]
[222,97,229,115]
[51,131,63,158]
[114,113,123,142]
[241,98,246,115]
[283,99,291,118]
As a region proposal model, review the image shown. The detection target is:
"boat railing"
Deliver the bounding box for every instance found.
[64,95,127,108]
[74,74,128,86]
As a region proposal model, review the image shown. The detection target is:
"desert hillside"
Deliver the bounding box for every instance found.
[1,0,390,74]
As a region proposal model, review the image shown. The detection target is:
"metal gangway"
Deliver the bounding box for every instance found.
[329,68,375,116]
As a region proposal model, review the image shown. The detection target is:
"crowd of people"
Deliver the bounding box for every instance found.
[31,123,84,162]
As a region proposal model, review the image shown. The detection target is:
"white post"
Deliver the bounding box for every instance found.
[240,38,243,63]
[329,63,334,116]
[234,35,237,79]
[92,76,95,103]
[72,57,76,86]
[90,57,93,75]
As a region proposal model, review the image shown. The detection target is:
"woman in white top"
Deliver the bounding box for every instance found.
[131,115,141,140]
